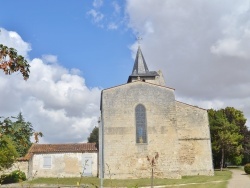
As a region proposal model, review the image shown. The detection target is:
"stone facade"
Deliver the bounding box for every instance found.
[176,101,213,176]
[100,46,214,179]
[101,82,181,179]
[12,143,98,178]
[30,152,98,178]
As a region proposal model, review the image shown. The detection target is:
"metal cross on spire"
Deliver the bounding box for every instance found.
[137,36,143,46]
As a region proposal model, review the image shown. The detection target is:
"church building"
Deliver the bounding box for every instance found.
[99,46,214,179]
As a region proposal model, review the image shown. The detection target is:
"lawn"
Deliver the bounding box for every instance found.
[26,170,231,188]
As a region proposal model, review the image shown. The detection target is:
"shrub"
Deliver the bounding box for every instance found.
[0,170,26,184]
[244,163,250,174]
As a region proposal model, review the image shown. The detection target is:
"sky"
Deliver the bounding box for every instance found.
[0,0,250,143]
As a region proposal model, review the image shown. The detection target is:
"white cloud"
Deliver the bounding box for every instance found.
[0,28,31,58]
[144,21,154,34]
[0,28,101,143]
[211,38,250,59]
[86,1,124,30]
[210,3,250,59]
[42,54,58,64]
[87,9,104,23]
[108,23,118,30]
[125,0,250,126]
[93,0,103,8]
[112,1,121,14]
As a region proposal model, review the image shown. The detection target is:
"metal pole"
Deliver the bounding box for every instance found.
[98,117,103,188]
[151,167,154,188]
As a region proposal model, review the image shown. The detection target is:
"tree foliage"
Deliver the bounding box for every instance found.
[0,44,30,80]
[244,163,250,174]
[208,107,249,169]
[0,44,32,170]
[0,113,41,157]
[88,126,99,149]
[0,136,18,171]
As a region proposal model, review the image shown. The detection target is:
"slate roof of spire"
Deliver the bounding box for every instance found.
[132,46,149,75]
[128,46,159,82]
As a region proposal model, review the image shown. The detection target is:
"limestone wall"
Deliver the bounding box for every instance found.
[101,81,181,179]
[0,161,29,178]
[31,152,97,178]
[176,101,214,176]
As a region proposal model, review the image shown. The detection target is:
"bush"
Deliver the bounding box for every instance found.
[244,163,250,174]
[0,170,26,184]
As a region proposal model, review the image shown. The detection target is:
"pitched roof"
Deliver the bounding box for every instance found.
[18,143,97,161]
[175,100,207,111]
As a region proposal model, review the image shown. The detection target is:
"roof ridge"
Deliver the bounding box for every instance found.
[175,100,207,111]
[19,143,97,161]
[102,81,175,91]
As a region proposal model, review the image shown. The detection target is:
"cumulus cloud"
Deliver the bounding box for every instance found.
[42,54,58,64]
[125,0,250,126]
[0,28,31,58]
[0,28,101,143]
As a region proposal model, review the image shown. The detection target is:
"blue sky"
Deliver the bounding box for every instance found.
[0,0,134,88]
[1,0,250,143]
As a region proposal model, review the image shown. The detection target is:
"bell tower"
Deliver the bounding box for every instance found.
[127,46,166,86]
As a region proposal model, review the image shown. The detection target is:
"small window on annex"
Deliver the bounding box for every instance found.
[135,104,147,144]
[43,156,52,168]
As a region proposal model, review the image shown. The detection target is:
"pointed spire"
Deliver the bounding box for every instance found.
[127,44,160,84]
[132,46,149,75]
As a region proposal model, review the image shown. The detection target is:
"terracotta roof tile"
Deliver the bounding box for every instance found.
[19,143,97,161]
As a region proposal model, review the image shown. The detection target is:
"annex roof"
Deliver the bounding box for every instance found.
[18,143,97,161]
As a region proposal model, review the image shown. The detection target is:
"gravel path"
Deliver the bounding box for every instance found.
[227,169,250,188]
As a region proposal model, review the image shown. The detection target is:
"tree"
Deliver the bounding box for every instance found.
[243,131,250,164]
[0,43,31,170]
[0,44,30,80]
[0,113,41,157]
[10,113,35,156]
[88,126,99,149]
[208,107,248,170]
[0,136,18,170]
[223,107,250,164]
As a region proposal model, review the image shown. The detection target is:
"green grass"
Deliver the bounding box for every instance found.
[170,182,228,188]
[26,170,231,188]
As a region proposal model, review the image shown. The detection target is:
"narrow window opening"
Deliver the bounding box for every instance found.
[135,104,147,143]
[43,156,52,168]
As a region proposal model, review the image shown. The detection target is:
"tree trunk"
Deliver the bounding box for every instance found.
[220,148,224,171]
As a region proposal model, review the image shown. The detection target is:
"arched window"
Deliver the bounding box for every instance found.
[135,104,147,143]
